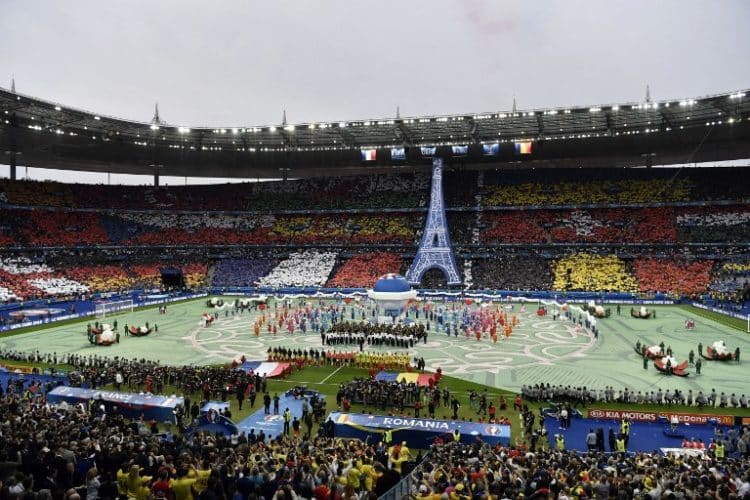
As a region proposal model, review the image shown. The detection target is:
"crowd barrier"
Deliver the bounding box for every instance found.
[378,453,431,500]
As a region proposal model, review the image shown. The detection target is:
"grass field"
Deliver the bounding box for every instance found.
[3,298,750,396]
[2,297,750,410]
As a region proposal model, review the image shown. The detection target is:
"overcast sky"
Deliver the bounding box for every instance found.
[1,0,749,183]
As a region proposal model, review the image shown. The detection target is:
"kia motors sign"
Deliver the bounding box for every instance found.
[587,409,733,426]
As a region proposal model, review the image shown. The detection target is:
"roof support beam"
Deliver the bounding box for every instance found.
[336,127,357,147]
[394,122,413,146]
[467,118,480,143]
[536,114,545,139]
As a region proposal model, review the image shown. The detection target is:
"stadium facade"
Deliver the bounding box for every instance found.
[1,87,748,182]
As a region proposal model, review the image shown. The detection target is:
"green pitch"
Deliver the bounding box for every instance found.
[1,298,749,398]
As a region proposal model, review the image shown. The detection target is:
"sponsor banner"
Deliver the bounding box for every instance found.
[47,386,183,423]
[328,411,510,448]
[691,302,749,321]
[600,300,675,305]
[742,417,750,426]
[587,409,733,426]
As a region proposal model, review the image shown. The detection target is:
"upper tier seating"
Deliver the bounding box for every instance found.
[483,178,692,206]
[2,167,749,212]
[0,173,428,210]
[481,208,677,244]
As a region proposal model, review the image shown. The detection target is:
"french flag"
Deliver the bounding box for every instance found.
[361,149,377,161]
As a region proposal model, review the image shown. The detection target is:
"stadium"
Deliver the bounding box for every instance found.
[1,3,750,499]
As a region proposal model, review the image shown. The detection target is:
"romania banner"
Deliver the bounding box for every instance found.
[329,411,510,448]
[238,361,291,378]
[514,141,532,154]
[374,370,435,387]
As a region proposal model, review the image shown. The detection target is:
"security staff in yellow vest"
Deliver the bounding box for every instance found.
[555,434,565,450]
[616,435,626,452]
[715,441,725,459]
[452,429,461,442]
[620,418,630,447]
[383,428,393,446]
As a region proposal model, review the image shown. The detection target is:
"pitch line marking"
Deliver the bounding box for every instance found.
[319,365,344,384]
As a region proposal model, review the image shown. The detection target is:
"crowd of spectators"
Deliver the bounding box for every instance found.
[521,382,749,409]
[211,258,276,288]
[0,173,429,211]
[336,377,445,413]
[445,213,476,245]
[552,254,639,293]
[707,262,750,304]
[0,366,415,500]
[414,440,750,499]
[633,259,715,296]
[482,178,692,206]
[5,203,749,248]
[257,251,337,288]
[677,206,750,243]
[419,268,453,290]
[0,169,748,304]
[325,253,405,288]
[0,256,209,301]
[470,255,553,291]
[480,208,677,244]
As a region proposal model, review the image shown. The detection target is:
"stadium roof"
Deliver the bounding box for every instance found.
[1,87,749,179]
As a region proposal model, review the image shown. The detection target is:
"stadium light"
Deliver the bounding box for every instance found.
[93,116,101,120]
[285,125,295,132]
[232,128,239,134]
[611,105,619,111]
[54,106,61,111]
[339,122,347,128]
[178,127,190,133]
[269,126,276,132]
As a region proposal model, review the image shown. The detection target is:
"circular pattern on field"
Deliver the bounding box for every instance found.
[185,310,596,375]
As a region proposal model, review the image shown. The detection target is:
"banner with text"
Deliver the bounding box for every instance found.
[587,409,734,426]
